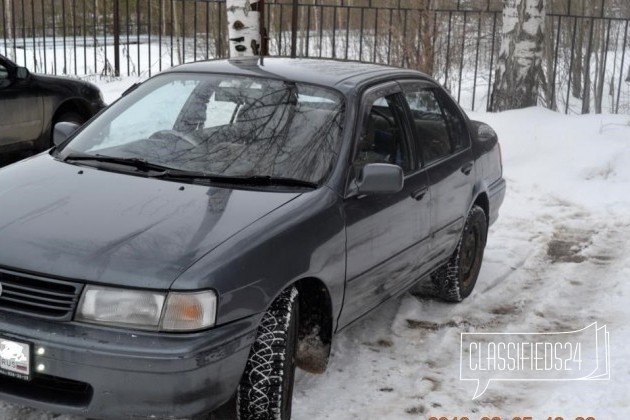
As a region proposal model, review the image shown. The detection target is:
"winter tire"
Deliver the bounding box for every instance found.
[431,205,487,302]
[237,287,299,420]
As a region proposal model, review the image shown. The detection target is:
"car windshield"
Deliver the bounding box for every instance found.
[58,73,346,185]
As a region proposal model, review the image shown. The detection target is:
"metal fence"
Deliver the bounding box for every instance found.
[1,0,630,114]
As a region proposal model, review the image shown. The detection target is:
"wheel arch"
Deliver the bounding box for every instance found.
[289,276,334,374]
[52,97,93,124]
[472,191,490,228]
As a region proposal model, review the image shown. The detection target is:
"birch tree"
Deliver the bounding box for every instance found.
[4,0,15,60]
[226,0,262,58]
[491,0,546,111]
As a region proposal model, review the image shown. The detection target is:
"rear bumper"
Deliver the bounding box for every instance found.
[488,177,506,226]
[0,310,258,419]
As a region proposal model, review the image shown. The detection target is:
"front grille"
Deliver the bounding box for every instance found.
[0,269,83,320]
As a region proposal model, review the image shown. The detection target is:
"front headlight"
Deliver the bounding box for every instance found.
[75,286,217,331]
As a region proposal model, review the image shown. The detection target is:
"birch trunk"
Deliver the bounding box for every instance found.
[226,0,262,58]
[5,0,15,60]
[491,0,546,111]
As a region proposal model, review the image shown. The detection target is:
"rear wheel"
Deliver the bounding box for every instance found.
[237,287,299,420]
[431,205,487,302]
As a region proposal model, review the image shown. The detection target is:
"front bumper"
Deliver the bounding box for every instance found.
[0,310,258,419]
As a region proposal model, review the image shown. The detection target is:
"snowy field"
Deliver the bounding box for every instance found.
[1,79,630,419]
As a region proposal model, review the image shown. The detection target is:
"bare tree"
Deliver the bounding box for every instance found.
[418,0,435,75]
[491,0,546,111]
[172,1,182,64]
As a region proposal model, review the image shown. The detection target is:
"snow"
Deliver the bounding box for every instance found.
[2,79,630,419]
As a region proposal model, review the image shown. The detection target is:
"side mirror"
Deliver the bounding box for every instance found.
[471,121,498,143]
[16,66,29,80]
[356,163,404,194]
[53,121,81,146]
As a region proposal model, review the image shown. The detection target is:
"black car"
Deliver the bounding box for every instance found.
[0,58,505,419]
[0,54,105,156]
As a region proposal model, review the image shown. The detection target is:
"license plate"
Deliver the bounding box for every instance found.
[0,338,31,381]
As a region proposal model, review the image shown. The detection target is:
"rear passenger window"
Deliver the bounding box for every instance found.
[437,91,469,152]
[403,88,452,164]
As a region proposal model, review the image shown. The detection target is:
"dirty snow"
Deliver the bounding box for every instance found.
[1,80,630,419]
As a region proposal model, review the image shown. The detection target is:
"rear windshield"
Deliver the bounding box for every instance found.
[60,73,346,185]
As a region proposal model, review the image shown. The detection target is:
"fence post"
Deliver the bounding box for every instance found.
[291,0,298,58]
[113,0,121,76]
[260,0,269,56]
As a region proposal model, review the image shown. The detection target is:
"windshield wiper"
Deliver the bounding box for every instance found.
[154,171,317,189]
[62,154,317,188]
[63,153,177,173]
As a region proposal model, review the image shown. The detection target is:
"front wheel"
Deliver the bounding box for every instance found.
[431,205,488,302]
[237,287,299,420]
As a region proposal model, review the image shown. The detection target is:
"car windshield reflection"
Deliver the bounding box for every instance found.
[58,74,346,186]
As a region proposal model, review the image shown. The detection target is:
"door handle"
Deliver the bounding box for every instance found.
[411,186,428,201]
[461,162,473,176]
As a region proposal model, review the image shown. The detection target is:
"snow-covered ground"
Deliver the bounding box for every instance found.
[1,80,630,419]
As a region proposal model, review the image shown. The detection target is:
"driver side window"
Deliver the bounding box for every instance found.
[354,94,411,174]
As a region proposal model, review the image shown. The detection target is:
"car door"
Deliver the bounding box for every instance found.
[400,81,475,265]
[338,82,432,328]
[0,58,44,148]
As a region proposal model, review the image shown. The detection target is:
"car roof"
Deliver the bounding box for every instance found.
[164,57,431,93]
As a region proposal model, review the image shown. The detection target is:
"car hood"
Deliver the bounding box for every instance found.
[0,155,301,289]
